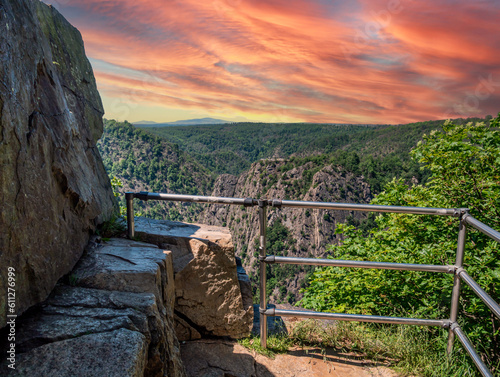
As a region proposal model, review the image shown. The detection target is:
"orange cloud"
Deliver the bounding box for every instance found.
[45,0,500,123]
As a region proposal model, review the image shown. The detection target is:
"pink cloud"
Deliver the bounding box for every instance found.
[46,0,500,123]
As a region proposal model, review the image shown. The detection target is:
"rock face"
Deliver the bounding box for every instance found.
[236,257,254,316]
[200,161,372,303]
[134,217,253,341]
[0,0,116,328]
[0,238,186,377]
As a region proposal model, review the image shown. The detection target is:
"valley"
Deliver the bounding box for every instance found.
[97,116,486,305]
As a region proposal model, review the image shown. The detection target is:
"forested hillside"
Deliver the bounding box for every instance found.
[143,119,482,178]
[145,123,380,175]
[301,115,500,373]
[97,119,213,221]
[98,116,491,305]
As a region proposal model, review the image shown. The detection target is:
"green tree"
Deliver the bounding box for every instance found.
[301,115,500,364]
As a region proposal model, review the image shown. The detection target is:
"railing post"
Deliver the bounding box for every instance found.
[126,192,135,239]
[259,200,268,348]
[447,209,468,354]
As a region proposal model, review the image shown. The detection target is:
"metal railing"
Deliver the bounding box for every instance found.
[125,191,500,377]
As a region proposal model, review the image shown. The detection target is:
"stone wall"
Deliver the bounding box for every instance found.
[0,0,116,328]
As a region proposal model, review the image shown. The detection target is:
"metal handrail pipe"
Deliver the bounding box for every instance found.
[280,200,458,216]
[453,325,493,377]
[258,203,268,349]
[266,308,450,327]
[464,215,500,243]
[266,256,454,273]
[458,269,500,320]
[134,192,256,206]
[126,192,135,239]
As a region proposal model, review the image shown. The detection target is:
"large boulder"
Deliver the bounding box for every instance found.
[134,217,254,341]
[0,0,116,328]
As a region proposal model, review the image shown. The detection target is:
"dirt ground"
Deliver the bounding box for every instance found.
[180,339,397,377]
[181,307,398,377]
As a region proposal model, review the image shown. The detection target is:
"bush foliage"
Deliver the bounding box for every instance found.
[301,115,500,366]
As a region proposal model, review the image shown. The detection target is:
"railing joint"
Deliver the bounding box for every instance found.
[262,255,275,263]
[271,199,282,208]
[135,191,150,201]
[453,208,470,217]
[441,320,452,329]
[243,198,255,207]
[259,306,271,314]
[263,307,275,316]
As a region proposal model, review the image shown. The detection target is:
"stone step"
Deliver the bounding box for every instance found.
[0,237,184,377]
[12,328,148,377]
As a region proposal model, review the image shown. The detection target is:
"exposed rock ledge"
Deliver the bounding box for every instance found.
[0,238,184,377]
[0,219,253,376]
[134,217,254,341]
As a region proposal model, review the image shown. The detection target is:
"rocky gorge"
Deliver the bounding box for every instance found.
[200,160,373,303]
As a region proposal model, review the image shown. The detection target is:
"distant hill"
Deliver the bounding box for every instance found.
[134,117,230,127]
[133,120,157,125]
[142,117,486,177]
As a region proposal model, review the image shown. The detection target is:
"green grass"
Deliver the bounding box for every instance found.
[238,335,293,359]
[98,215,126,238]
[239,320,494,376]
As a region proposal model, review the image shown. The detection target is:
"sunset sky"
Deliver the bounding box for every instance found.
[44,0,500,124]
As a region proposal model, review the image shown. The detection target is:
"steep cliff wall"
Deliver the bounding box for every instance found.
[0,0,116,328]
[200,159,372,303]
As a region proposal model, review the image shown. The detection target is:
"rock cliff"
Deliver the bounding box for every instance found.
[0,0,116,328]
[200,160,372,303]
